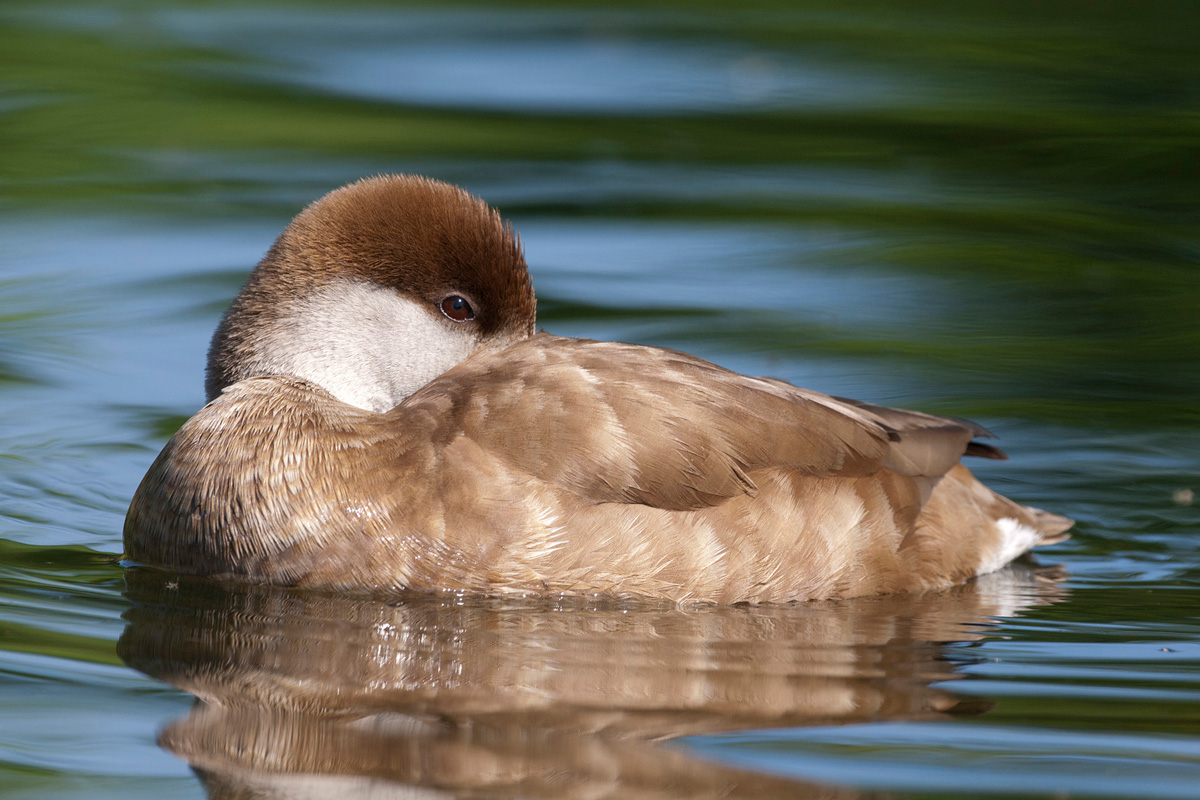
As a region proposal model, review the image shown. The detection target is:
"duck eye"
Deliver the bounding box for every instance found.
[440,295,475,322]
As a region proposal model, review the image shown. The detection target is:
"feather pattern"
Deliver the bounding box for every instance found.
[123,174,1073,603]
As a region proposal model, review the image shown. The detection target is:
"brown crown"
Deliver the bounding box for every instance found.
[206,175,537,398]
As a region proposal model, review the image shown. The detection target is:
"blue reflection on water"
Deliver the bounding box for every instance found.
[684,721,1200,799]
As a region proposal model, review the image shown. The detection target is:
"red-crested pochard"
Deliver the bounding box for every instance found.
[124,175,1071,603]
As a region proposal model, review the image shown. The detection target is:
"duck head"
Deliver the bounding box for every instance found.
[205,175,537,412]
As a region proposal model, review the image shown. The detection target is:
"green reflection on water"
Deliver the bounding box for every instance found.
[6,0,1194,430]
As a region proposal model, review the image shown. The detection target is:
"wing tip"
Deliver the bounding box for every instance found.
[965,441,1008,460]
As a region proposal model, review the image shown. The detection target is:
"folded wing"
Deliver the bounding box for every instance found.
[402,335,992,512]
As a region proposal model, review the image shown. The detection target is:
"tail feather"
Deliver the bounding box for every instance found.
[1031,507,1073,545]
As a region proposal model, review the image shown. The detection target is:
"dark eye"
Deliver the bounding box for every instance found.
[440,295,475,322]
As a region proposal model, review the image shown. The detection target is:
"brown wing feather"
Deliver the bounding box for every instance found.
[400,335,894,511]
[827,396,1007,474]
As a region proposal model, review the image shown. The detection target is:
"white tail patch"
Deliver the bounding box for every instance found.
[978,517,1043,577]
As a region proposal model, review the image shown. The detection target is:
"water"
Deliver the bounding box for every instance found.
[1,1,1197,798]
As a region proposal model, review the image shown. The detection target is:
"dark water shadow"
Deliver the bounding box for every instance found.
[119,563,1067,799]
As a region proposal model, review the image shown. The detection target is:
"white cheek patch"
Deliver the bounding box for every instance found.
[978,516,1043,577]
[254,281,479,412]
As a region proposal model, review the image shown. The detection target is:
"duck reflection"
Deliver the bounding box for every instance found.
[120,564,1065,799]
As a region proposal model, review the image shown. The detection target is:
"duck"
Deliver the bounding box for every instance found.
[124,174,1072,603]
